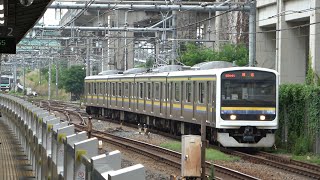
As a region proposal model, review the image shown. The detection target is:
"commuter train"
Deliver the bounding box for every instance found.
[1,75,14,91]
[84,65,278,147]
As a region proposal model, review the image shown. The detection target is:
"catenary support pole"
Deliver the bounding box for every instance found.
[201,118,206,179]
[249,0,256,67]
[48,57,52,100]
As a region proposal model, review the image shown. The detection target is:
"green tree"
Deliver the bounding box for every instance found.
[61,65,86,99]
[179,43,248,66]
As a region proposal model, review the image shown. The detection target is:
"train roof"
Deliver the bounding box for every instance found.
[167,66,278,77]
[85,67,278,80]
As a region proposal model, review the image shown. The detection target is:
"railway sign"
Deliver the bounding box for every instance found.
[0,37,16,54]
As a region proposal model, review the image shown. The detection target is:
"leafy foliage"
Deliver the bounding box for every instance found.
[306,55,315,85]
[62,65,86,98]
[278,84,320,154]
[179,43,248,66]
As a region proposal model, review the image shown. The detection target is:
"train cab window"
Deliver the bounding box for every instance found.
[186,82,192,102]
[199,82,205,103]
[118,83,122,97]
[139,83,144,99]
[175,82,180,102]
[124,83,129,97]
[155,83,160,100]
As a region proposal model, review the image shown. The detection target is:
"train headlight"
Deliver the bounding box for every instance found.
[230,115,237,120]
[260,115,266,120]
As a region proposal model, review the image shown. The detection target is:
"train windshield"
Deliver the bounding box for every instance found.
[221,71,276,106]
[1,78,9,84]
[220,70,276,120]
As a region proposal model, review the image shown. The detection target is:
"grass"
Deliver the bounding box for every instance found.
[22,69,70,101]
[160,141,239,161]
[262,148,320,165]
[292,154,320,165]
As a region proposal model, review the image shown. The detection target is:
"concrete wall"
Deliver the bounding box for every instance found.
[256,0,318,84]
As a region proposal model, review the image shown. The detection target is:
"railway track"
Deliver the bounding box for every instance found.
[39,100,259,180]
[38,99,320,179]
[217,148,320,179]
[75,124,258,180]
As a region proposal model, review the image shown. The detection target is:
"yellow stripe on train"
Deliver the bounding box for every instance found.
[221,107,276,111]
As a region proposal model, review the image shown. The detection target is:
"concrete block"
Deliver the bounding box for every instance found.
[74,138,99,180]
[106,164,145,180]
[56,125,75,176]
[92,150,121,173]
[64,131,87,180]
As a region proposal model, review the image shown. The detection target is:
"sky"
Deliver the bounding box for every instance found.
[39,7,68,25]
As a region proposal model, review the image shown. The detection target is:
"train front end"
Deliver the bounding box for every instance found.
[216,68,278,147]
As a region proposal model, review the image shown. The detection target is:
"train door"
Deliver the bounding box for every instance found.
[104,82,107,107]
[153,82,161,117]
[183,81,193,120]
[99,82,104,106]
[145,82,152,114]
[111,82,116,108]
[192,81,196,120]
[194,81,207,121]
[107,82,111,108]
[172,81,182,119]
[166,82,173,119]
[117,82,122,108]
[94,82,98,105]
[137,82,144,113]
[162,82,167,118]
[130,82,135,111]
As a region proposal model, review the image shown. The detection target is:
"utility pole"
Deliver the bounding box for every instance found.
[13,62,17,92]
[201,118,206,179]
[23,57,25,95]
[55,58,58,97]
[48,57,52,100]
[171,10,177,65]
[248,0,256,67]
[38,58,41,85]
[86,38,91,76]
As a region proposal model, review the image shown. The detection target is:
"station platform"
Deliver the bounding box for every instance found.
[0,119,35,180]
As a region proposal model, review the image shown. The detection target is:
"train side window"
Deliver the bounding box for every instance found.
[118,83,122,97]
[88,83,91,95]
[94,83,97,95]
[124,83,129,97]
[186,82,191,102]
[112,83,116,96]
[199,82,205,103]
[146,83,151,99]
[175,82,180,102]
[163,83,166,101]
[99,83,103,94]
[154,83,160,100]
[105,83,108,95]
[139,83,144,99]
[131,83,135,98]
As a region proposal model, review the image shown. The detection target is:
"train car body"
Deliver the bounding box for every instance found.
[85,67,278,147]
[0,75,13,91]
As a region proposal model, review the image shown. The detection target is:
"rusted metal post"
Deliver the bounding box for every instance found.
[201,118,206,179]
